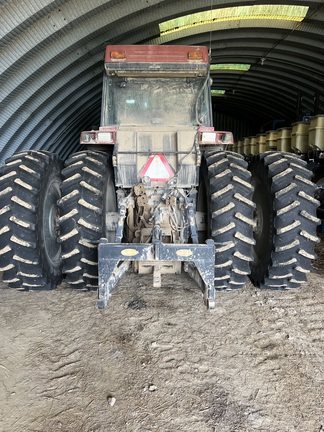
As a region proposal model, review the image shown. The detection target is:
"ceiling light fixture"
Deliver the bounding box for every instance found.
[210,64,251,72]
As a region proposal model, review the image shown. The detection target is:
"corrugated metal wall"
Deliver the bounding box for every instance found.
[1,1,324,164]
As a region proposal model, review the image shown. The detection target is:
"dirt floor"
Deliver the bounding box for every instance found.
[0,236,323,432]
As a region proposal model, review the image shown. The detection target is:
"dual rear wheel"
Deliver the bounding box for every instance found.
[200,150,319,290]
[0,150,319,293]
[0,151,62,289]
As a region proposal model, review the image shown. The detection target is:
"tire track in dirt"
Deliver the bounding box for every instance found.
[17,301,92,431]
[0,247,323,432]
[114,279,251,432]
[243,275,324,431]
[251,286,324,379]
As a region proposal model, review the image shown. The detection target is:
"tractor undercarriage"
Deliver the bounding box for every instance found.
[98,178,216,309]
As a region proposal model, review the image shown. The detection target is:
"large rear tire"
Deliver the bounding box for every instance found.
[58,150,117,290]
[248,152,320,288]
[0,151,63,289]
[199,151,255,290]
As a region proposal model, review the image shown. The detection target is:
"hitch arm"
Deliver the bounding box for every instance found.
[97,238,215,310]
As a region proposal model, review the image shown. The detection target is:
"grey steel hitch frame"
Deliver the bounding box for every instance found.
[97,238,216,310]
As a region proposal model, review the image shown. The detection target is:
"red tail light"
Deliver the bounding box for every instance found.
[198,128,234,145]
[80,127,116,145]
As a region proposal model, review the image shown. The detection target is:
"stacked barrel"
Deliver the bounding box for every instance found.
[232,114,324,157]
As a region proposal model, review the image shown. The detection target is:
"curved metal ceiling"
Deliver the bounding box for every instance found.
[1,0,324,164]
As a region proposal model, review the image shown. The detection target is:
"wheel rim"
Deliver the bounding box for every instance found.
[43,179,61,267]
[104,165,117,242]
[252,178,271,265]
[196,160,208,243]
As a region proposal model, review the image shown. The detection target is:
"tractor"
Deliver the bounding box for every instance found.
[0,45,320,309]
